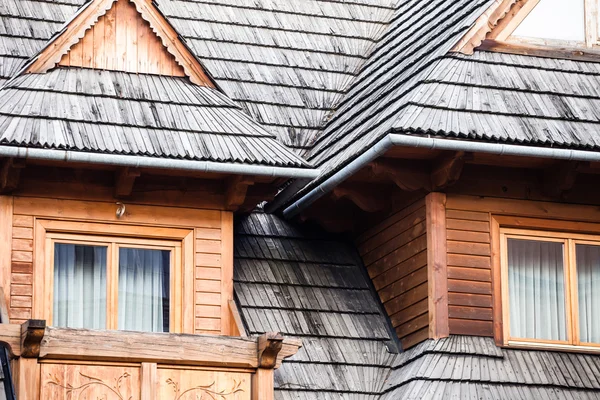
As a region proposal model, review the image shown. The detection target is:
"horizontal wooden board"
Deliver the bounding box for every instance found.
[448,293,493,308]
[384,283,428,317]
[195,228,222,241]
[446,209,489,222]
[447,266,491,282]
[356,199,425,245]
[378,266,428,303]
[195,253,221,268]
[195,305,221,318]
[448,305,493,321]
[389,298,428,327]
[362,220,426,266]
[195,280,221,294]
[10,295,32,308]
[13,197,222,228]
[12,227,33,240]
[195,292,221,306]
[11,262,32,274]
[11,238,33,252]
[447,253,491,269]
[447,218,490,233]
[401,326,429,349]
[447,279,492,295]
[372,250,427,291]
[12,215,33,228]
[367,235,427,278]
[196,267,221,281]
[449,318,494,336]
[11,273,32,285]
[196,239,221,254]
[396,313,429,339]
[447,240,491,256]
[195,317,221,331]
[358,207,426,255]
[446,229,490,243]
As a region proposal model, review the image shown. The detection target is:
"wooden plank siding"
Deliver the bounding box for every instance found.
[445,206,494,337]
[2,193,234,336]
[58,0,185,77]
[356,197,429,349]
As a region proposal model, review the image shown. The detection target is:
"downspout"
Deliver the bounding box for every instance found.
[282,134,600,218]
[0,146,320,179]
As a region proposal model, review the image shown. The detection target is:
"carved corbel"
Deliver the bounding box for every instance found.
[257,332,283,369]
[20,319,46,358]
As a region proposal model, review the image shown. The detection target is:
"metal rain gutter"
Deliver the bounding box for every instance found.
[282,134,600,218]
[0,146,320,179]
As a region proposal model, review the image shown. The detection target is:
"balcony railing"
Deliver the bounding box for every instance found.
[0,320,301,400]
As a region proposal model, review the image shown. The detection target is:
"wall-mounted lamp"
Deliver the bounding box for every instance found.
[116,202,126,219]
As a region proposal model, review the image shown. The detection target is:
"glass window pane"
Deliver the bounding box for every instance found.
[118,248,170,332]
[576,244,600,343]
[512,0,585,42]
[53,243,107,329]
[507,239,567,341]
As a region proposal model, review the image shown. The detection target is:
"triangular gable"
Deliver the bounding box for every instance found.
[451,0,540,54]
[26,0,214,87]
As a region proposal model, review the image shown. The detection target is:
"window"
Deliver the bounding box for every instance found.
[49,234,176,332]
[34,220,193,334]
[500,229,600,350]
[507,0,600,47]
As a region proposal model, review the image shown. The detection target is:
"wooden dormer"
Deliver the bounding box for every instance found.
[26,0,214,86]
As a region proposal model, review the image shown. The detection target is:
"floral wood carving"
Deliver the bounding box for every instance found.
[166,378,245,400]
[47,371,133,400]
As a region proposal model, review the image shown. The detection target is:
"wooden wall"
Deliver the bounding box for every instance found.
[445,205,494,337]
[0,192,234,336]
[356,198,429,349]
[58,0,185,76]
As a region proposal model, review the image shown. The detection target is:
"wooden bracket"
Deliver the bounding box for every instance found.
[226,176,254,211]
[543,161,583,198]
[331,185,387,213]
[114,167,141,198]
[370,160,430,192]
[0,158,26,193]
[20,319,46,358]
[257,332,283,369]
[430,152,466,190]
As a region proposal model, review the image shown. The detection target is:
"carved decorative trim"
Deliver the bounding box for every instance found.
[166,378,245,400]
[47,371,133,399]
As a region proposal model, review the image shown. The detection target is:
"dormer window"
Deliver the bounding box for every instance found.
[507,0,599,48]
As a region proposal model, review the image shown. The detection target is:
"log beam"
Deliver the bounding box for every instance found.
[331,185,387,213]
[430,152,466,190]
[114,167,141,198]
[0,158,25,193]
[543,161,582,198]
[370,160,431,191]
[226,176,254,211]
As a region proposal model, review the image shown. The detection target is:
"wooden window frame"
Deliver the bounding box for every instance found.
[496,0,600,47]
[492,216,600,353]
[33,219,195,333]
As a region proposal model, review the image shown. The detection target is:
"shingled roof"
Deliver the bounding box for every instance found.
[234,212,600,399]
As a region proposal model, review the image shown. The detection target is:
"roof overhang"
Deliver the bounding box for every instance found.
[278,133,600,218]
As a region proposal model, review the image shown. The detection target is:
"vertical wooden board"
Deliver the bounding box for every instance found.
[116,0,127,71]
[182,232,195,334]
[220,212,234,335]
[426,192,449,339]
[81,22,95,67]
[16,358,40,400]
[93,12,106,69]
[104,0,116,69]
[140,363,157,400]
[0,196,13,319]
[251,369,273,400]
[157,368,250,399]
[40,363,141,399]
[126,0,138,73]
[490,217,504,345]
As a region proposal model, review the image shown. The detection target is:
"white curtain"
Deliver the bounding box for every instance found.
[508,239,566,341]
[576,244,600,343]
[118,248,170,332]
[53,244,107,329]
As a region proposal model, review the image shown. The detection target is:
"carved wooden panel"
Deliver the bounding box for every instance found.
[40,363,141,399]
[157,368,250,400]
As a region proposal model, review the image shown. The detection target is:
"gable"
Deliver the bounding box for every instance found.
[25,0,213,86]
[58,0,185,77]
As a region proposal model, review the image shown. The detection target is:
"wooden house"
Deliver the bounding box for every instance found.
[0,0,600,398]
